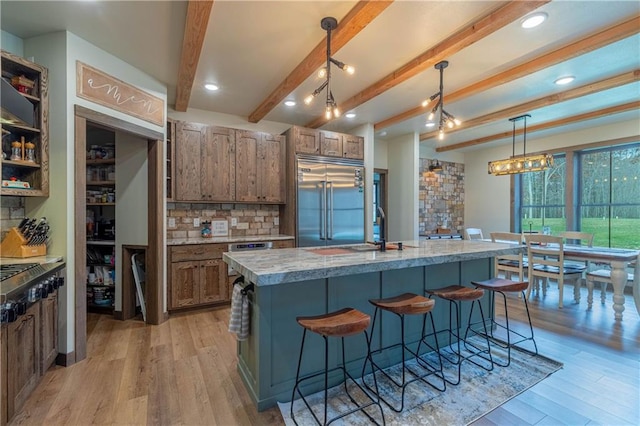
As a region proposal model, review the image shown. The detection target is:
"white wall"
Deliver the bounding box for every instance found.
[374,139,388,170]
[20,30,167,354]
[115,131,148,311]
[387,132,420,241]
[351,123,375,241]
[1,30,23,55]
[465,119,640,235]
[419,143,464,163]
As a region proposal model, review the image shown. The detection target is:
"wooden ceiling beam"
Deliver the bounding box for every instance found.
[420,69,640,141]
[436,100,640,152]
[305,0,550,129]
[247,1,393,123]
[376,14,640,131]
[174,0,215,112]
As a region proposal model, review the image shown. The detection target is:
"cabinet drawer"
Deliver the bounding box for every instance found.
[170,244,225,262]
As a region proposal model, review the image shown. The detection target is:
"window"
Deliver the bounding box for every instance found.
[579,145,640,248]
[513,142,640,249]
[516,155,566,235]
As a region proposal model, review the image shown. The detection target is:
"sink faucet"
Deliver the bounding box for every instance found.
[377,206,386,252]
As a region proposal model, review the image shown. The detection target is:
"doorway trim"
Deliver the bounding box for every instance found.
[74,105,164,362]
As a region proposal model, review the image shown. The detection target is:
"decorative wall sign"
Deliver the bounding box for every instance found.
[76,61,165,126]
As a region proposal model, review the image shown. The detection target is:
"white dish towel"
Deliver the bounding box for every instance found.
[228,284,250,341]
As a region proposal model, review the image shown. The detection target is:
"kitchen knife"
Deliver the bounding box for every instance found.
[17,218,29,233]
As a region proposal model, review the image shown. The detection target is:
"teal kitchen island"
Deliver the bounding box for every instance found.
[223,239,523,411]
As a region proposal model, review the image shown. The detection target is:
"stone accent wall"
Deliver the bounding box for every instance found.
[419,159,465,235]
[0,196,26,240]
[166,203,280,239]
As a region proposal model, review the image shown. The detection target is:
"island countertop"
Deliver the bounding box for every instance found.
[223,239,523,286]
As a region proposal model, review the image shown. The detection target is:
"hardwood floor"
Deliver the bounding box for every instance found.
[10,284,639,425]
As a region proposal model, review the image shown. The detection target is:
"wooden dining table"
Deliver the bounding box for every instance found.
[561,245,639,321]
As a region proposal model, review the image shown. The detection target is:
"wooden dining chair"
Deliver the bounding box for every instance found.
[558,231,595,270]
[490,232,526,281]
[524,234,586,308]
[464,228,484,240]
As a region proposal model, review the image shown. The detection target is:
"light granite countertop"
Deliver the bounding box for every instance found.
[167,234,294,246]
[0,255,64,265]
[223,239,524,286]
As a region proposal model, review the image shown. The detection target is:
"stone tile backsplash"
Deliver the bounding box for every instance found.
[0,196,26,241]
[166,203,280,239]
[419,159,465,235]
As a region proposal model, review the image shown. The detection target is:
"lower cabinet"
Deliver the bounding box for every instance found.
[40,291,58,372]
[6,303,40,421]
[169,244,228,310]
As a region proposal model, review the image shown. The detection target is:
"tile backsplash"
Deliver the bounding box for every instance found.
[0,196,26,240]
[419,159,465,235]
[166,203,280,239]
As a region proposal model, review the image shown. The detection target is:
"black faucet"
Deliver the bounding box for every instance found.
[377,206,386,252]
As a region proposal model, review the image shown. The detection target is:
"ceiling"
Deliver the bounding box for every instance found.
[1,1,638,153]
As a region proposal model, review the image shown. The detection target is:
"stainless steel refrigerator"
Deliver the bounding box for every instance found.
[297,156,365,247]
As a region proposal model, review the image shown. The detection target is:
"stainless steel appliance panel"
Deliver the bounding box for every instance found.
[325,163,364,246]
[296,157,364,247]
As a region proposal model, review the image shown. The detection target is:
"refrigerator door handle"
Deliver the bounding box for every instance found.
[320,181,327,240]
[328,181,334,240]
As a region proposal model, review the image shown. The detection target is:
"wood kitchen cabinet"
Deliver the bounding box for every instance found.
[6,303,40,420]
[174,122,236,202]
[169,244,228,310]
[40,290,58,372]
[286,126,364,160]
[1,50,49,197]
[236,130,285,203]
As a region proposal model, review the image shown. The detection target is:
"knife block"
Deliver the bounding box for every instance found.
[0,227,47,258]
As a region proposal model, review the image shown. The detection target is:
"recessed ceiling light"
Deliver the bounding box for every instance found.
[284,100,296,107]
[425,122,436,128]
[554,76,575,85]
[521,12,547,29]
[345,112,356,118]
[204,83,219,91]
[379,131,387,137]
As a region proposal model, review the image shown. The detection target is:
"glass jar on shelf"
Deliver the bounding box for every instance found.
[10,141,22,161]
[24,142,36,162]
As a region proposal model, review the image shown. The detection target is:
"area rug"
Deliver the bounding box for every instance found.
[278,338,563,425]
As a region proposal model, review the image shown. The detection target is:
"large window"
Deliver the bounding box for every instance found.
[517,155,566,235]
[514,142,640,249]
[579,145,640,248]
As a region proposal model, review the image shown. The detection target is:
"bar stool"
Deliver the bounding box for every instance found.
[361,293,446,412]
[290,307,385,426]
[470,277,538,367]
[426,285,494,385]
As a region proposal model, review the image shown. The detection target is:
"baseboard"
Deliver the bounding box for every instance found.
[113,310,124,320]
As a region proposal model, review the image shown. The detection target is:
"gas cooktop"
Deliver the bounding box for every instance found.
[0,263,39,281]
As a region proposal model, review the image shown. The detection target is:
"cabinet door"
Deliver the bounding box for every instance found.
[202,126,235,201]
[40,291,58,373]
[343,135,364,160]
[175,121,204,201]
[235,130,260,202]
[170,261,200,309]
[7,304,40,419]
[295,127,320,155]
[320,131,343,157]
[259,134,286,203]
[199,259,228,304]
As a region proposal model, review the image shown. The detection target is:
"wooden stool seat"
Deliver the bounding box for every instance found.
[472,277,528,293]
[426,285,484,301]
[296,308,370,338]
[369,292,435,315]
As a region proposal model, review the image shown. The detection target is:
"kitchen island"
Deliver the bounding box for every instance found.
[223,239,523,410]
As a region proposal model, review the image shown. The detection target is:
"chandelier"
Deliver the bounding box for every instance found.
[304,17,354,120]
[488,114,554,176]
[423,60,460,140]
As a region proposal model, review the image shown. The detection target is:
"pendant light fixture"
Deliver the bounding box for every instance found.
[488,114,553,176]
[304,17,354,120]
[422,60,461,140]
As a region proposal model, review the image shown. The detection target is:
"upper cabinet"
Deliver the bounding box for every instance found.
[173,121,284,204]
[1,50,49,197]
[287,126,364,160]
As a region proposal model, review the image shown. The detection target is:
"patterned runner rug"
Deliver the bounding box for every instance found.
[278,338,562,425]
